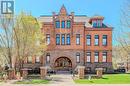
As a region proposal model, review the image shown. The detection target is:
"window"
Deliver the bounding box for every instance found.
[102,52,107,62]
[76,53,80,63]
[86,35,91,46]
[66,34,70,45]
[28,56,32,63]
[46,34,50,45]
[66,20,71,28]
[92,20,97,28]
[35,56,40,63]
[46,53,50,63]
[97,20,102,27]
[55,21,60,28]
[76,34,80,45]
[61,34,65,45]
[61,21,65,28]
[95,35,99,46]
[86,52,91,62]
[56,34,60,45]
[103,35,107,46]
[94,52,99,62]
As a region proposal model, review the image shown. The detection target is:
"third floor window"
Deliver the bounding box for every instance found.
[66,34,70,45]
[46,34,50,45]
[103,35,107,46]
[61,34,65,45]
[76,34,80,45]
[86,35,91,46]
[56,34,60,45]
[95,35,99,46]
[55,21,60,28]
[66,20,71,28]
[61,21,65,28]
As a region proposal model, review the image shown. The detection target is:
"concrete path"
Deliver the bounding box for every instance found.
[49,74,75,86]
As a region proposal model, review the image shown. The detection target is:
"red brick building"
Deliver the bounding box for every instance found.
[24,5,113,73]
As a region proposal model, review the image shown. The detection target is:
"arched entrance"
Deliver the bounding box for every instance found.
[54,57,72,71]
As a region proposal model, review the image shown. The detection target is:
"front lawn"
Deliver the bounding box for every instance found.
[15,79,49,84]
[74,74,130,84]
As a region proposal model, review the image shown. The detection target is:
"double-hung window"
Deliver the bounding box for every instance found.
[86,35,91,46]
[61,34,65,45]
[46,53,50,63]
[76,53,80,63]
[103,35,107,46]
[56,34,60,45]
[86,52,91,62]
[66,20,71,28]
[66,34,70,45]
[76,34,80,45]
[102,52,107,62]
[94,52,99,62]
[55,21,60,28]
[46,34,50,45]
[61,21,65,28]
[95,35,99,46]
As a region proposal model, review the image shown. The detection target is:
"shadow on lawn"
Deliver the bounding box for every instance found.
[102,77,108,79]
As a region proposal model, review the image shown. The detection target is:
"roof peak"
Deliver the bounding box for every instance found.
[59,4,67,15]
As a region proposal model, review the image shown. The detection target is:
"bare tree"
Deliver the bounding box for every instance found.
[0,14,14,69]
[116,0,130,71]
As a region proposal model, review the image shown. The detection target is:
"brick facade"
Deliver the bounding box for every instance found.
[23,5,113,73]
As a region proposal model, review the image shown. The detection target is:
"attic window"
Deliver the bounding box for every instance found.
[92,20,102,28]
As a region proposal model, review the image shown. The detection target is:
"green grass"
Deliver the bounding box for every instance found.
[15,79,49,84]
[74,74,130,84]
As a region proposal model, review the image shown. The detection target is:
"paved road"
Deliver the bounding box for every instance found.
[0,74,130,86]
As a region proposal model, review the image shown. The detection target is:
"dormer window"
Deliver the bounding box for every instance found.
[92,20,97,28]
[66,20,71,28]
[61,21,65,28]
[55,21,60,28]
[97,20,102,27]
[92,20,102,28]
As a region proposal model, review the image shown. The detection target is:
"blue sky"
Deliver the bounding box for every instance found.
[9,0,127,45]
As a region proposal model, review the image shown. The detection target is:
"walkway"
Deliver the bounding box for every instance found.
[50,74,75,86]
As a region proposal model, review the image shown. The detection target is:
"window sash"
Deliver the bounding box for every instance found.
[46,34,50,45]
[66,34,70,45]
[76,34,80,45]
[87,56,91,62]
[92,20,97,27]
[76,55,80,63]
[61,34,65,45]
[103,35,107,46]
[94,52,99,62]
[102,52,107,62]
[86,35,91,45]
[67,20,71,28]
[56,34,60,45]
[56,21,60,28]
[61,21,65,28]
[95,35,99,45]
[86,52,91,62]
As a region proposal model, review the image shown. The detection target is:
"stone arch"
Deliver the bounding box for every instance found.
[52,56,76,70]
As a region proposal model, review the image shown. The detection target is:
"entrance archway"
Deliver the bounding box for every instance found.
[54,57,72,71]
